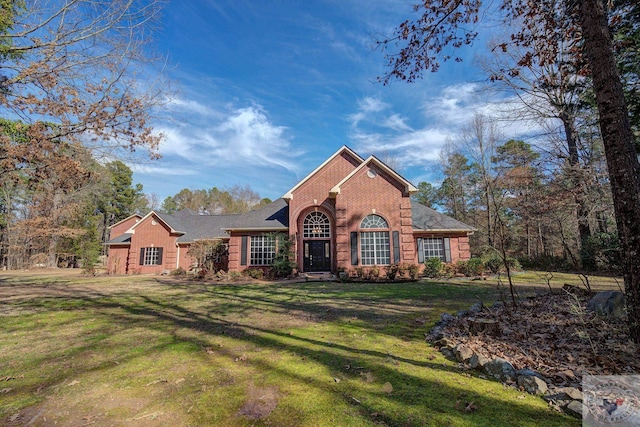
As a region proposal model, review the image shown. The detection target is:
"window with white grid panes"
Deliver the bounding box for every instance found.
[143,247,160,265]
[303,211,330,238]
[423,237,445,260]
[250,235,276,265]
[359,214,390,265]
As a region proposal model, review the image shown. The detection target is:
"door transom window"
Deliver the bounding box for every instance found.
[303,211,330,238]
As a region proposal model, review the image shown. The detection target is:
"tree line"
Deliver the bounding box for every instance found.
[380,0,640,341]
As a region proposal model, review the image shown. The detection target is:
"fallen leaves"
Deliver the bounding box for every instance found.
[436,291,640,388]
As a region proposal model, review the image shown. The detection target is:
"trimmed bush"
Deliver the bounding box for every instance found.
[457,258,484,277]
[423,257,443,278]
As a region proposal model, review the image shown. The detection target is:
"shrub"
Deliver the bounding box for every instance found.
[581,232,621,272]
[385,264,399,280]
[354,266,365,278]
[423,257,443,278]
[368,265,381,280]
[195,267,209,280]
[243,268,264,280]
[458,258,484,277]
[407,264,420,280]
[228,271,243,281]
[505,257,521,272]
[442,263,455,278]
[482,254,502,275]
[518,255,570,271]
[270,258,294,278]
[170,267,187,276]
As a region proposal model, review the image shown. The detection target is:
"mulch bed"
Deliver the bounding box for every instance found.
[435,286,639,388]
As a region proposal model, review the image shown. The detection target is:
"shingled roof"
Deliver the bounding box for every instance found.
[221,198,289,231]
[154,209,239,242]
[411,203,476,232]
[107,199,470,246]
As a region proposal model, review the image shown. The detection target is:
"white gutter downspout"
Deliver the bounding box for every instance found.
[176,243,180,269]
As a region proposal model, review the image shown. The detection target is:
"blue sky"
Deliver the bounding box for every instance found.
[132,0,510,202]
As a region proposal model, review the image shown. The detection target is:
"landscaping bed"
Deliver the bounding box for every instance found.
[429,285,639,416]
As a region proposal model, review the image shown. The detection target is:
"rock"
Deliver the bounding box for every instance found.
[554,386,583,401]
[483,358,516,382]
[515,369,543,378]
[469,302,483,313]
[565,400,584,419]
[440,313,455,324]
[517,374,548,395]
[440,347,455,360]
[428,326,445,341]
[434,337,456,348]
[586,291,625,318]
[455,310,468,317]
[454,344,474,363]
[469,353,491,370]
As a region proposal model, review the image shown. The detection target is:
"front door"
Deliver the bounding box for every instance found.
[303,240,330,272]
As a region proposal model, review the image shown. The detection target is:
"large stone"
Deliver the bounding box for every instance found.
[565,400,584,419]
[469,353,491,370]
[554,386,583,401]
[483,358,516,382]
[454,344,474,363]
[428,326,445,341]
[517,374,548,395]
[440,347,455,360]
[586,291,625,318]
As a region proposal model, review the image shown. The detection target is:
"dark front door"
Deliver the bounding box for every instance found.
[303,240,330,272]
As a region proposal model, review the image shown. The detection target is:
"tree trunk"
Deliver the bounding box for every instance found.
[577,0,640,343]
[560,112,592,262]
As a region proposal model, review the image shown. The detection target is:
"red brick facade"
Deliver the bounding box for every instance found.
[106,146,474,275]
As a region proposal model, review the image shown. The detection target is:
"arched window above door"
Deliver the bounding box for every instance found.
[303,211,331,238]
[360,214,388,229]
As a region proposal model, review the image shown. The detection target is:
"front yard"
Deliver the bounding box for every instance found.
[0,270,607,426]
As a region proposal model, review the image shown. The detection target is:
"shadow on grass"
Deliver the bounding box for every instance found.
[0,275,576,426]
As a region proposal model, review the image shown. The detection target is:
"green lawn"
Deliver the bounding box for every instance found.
[0,270,597,426]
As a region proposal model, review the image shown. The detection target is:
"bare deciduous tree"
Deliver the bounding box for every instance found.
[0,0,168,160]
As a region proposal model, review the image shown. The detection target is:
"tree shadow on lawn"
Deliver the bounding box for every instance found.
[156,279,498,338]
[0,277,576,426]
[104,292,574,426]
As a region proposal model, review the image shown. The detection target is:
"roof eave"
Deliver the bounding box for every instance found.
[413,228,477,233]
[222,226,289,232]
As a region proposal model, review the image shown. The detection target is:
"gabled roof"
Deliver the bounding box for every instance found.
[282,145,363,200]
[222,198,289,231]
[107,214,142,229]
[127,211,186,235]
[411,203,476,232]
[105,233,132,245]
[329,155,418,196]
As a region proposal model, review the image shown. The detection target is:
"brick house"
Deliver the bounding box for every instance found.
[105,146,474,275]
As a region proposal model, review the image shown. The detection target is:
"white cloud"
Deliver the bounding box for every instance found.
[348,82,551,179]
[165,96,220,118]
[130,164,199,176]
[156,102,303,174]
